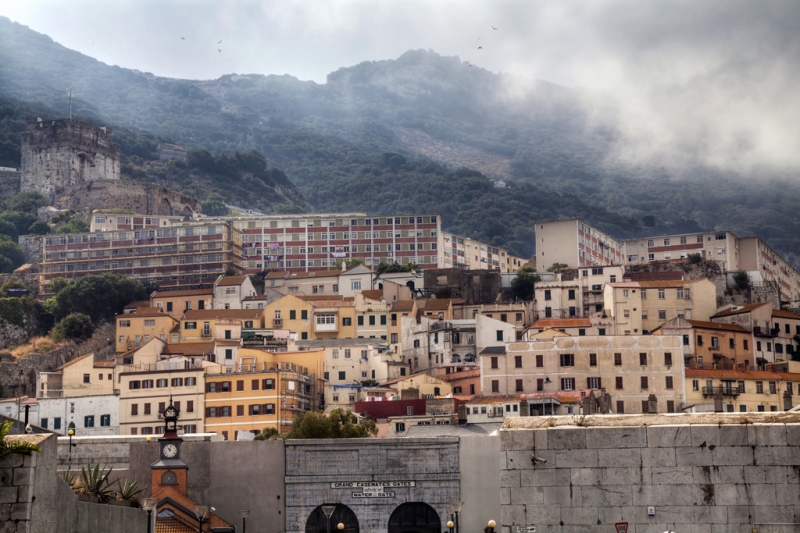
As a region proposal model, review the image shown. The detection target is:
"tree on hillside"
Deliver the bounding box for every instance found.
[0,239,25,273]
[510,266,539,301]
[27,220,50,235]
[286,409,377,439]
[55,219,90,234]
[51,312,95,341]
[4,191,49,214]
[201,194,228,216]
[47,273,147,323]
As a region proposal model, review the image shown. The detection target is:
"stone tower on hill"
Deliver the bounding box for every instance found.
[20,117,121,203]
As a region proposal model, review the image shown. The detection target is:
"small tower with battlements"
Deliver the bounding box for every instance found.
[20,117,120,203]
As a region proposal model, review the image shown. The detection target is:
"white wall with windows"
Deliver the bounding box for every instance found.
[35,394,120,436]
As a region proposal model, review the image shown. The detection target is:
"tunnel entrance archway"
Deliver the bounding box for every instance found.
[388,502,441,533]
[305,504,359,533]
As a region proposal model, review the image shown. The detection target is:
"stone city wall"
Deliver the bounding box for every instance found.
[60,179,201,216]
[501,415,800,533]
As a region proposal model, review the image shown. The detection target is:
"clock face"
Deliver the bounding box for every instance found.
[162,443,178,458]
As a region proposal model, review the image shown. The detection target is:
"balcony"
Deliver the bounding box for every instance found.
[273,318,283,327]
[701,385,740,398]
[754,326,780,337]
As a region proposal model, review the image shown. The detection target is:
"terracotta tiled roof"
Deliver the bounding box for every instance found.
[296,295,346,301]
[712,302,771,318]
[162,342,216,356]
[182,309,263,320]
[216,275,249,286]
[125,300,153,309]
[773,372,800,381]
[361,290,384,301]
[685,368,783,380]
[532,318,592,328]
[637,280,696,288]
[156,517,197,533]
[419,299,453,310]
[391,300,415,312]
[686,320,750,333]
[773,309,800,320]
[151,288,213,298]
[117,311,174,319]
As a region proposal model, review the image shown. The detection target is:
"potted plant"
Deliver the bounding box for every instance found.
[76,462,115,503]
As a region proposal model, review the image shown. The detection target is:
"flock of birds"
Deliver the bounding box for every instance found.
[180,36,224,53]
[464,25,498,68]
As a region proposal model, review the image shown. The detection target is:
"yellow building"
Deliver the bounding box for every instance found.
[604,279,717,335]
[115,310,178,353]
[355,290,390,340]
[150,287,214,321]
[653,318,753,370]
[380,372,452,398]
[203,347,325,438]
[179,308,264,365]
[263,294,356,340]
[684,368,800,412]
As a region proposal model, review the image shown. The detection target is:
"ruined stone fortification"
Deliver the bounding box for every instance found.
[0,169,21,200]
[59,179,201,216]
[20,118,121,203]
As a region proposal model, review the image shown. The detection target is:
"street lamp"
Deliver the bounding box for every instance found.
[321,504,337,533]
[67,421,77,464]
[447,520,455,533]
[192,505,208,533]
[238,510,250,533]
[337,524,344,531]
[142,498,158,533]
[542,377,552,415]
[487,520,497,533]
[447,502,463,533]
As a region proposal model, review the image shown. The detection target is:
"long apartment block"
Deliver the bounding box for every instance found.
[535,218,625,268]
[37,212,449,294]
[439,231,525,273]
[40,215,232,296]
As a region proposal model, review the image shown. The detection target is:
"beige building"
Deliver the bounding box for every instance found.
[684,368,799,413]
[739,237,800,305]
[535,218,624,269]
[653,318,753,371]
[484,335,685,414]
[622,231,740,271]
[213,275,257,309]
[534,265,624,319]
[354,290,391,339]
[115,310,178,353]
[37,353,115,399]
[711,303,800,364]
[151,287,214,321]
[604,279,717,335]
[439,231,518,272]
[380,372,453,398]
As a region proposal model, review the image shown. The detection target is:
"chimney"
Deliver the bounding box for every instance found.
[767,363,775,373]
[519,398,530,417]
[713,393,724,413]
[458,403,468,424]
[784,390,793,411]
[647,394,658,414]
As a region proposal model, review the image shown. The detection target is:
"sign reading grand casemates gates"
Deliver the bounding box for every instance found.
[331,481,416,498]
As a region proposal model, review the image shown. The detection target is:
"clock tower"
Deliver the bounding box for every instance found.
[150,397,189,496]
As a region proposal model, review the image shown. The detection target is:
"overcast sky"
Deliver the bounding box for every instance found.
[2,0,799,173]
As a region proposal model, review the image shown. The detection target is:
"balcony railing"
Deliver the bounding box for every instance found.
[754,326,780,337]
[273,319,283,327]
[701,385,740,397]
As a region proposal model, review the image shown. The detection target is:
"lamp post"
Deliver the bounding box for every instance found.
[67,421,76,464]
[238,510,250,533]
[141,498,158,533]
[542,376,552,415]
[321,504,337,533]
[192,505,208,533]
[447,502,463,533]
[447,519,455,533]
[337,524,344,532]
[487,520,497,533]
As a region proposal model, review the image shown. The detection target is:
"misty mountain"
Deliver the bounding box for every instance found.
[1,16,799,265]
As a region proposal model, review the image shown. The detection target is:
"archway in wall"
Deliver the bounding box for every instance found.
[388,502,441,533]
[305,504,359,533]
[159,197,173,215]
[406,281,415,292]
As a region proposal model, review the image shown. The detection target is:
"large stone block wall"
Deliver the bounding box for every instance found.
[0,170,20,200]
[500,422,800,533]
[285,438,460,533]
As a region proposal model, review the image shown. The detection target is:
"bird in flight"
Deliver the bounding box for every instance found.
[218,40,222,44]
[181,37,185,40]
[491,25,499,30]
[218,49,222,52]
[478,46,483,50]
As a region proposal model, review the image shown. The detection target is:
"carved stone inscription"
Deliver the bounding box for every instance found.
[387,448,439,470]
[304,450,359,473]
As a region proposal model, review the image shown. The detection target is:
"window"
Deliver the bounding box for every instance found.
[769,381,777,394]
[514,355,523,368]
[545,307,552,318]
[641,289,647,299]
[658,289,665,299]
[83,374,90,383]
[186,401,194,413]
[225,349,233,360]
[496,330,503,341]
[589,353,597,366]
[658,309,666,320]
[144,403,152,415]
[84,415,95,428]
[544,290,551,300]
[338,371,346,380]
[756,381,764,394]
[587,377,601,389]
[614,353,622,366]
[615,376,623,389]
[345,349,351,358]
[664,352,673,366]
[156,379,168,388]
[41,418,48,429]
[119,320,131,328]
[131,404,138,415]
[351,280,362,291]
[491,380,499,393]
[515,379,523,392]
[560,353,574,367]
[561,378,575,391]
[142,380,154,389]
[711,337,719,348]
[491,357,499,369]
[639,353,647,366]
[536,355,543,368]
[641,376,649,389]
[666,376,674,390]
[623,289,629,298]
[568,289,575,300]
[184,322,197,330]
[236,380,244,392]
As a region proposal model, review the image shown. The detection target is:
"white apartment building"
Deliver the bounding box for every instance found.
[535,219,624,269]
[739,237,800,305]
[622,231,740,271]
[534,265,624,319]
[439,232,521,273]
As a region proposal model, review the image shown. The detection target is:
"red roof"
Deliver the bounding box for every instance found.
[686,320,749,333]
[216,275,249,287]
[685,368,783,380]
[773,309,800,320]
[712,302,771,318]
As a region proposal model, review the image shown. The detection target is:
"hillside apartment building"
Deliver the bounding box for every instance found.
[439,231,526,273]
[534,218,625,269]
